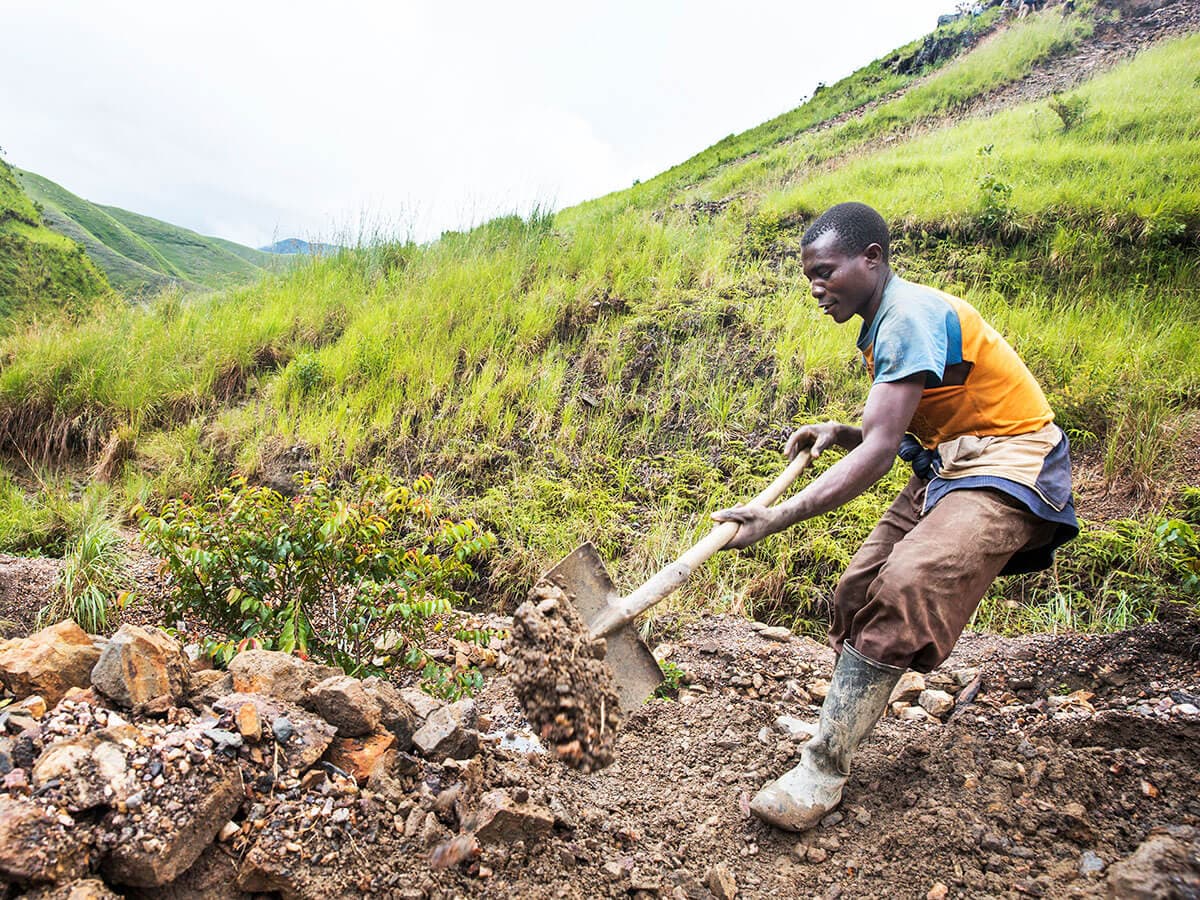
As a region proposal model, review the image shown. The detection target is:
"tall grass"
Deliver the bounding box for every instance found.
[41,512,128,633]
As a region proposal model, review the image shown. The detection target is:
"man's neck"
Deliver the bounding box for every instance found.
[858,267,893,330]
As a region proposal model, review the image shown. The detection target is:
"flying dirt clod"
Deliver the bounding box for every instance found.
[507,582,621,773]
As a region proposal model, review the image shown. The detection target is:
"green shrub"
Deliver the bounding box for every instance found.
[975,146,1014,234]
[137,472,497,697]
[976,501,1200,635]
[1048,93,1090,132]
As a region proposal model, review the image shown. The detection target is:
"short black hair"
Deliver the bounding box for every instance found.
[801,202,890,263]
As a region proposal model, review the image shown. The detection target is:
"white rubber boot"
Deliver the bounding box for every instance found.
[751,643,902,831]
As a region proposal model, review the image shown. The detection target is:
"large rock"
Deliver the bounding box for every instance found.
[399,686,444,721]
[706,864,738,900]
[325,730,396,784]
[90,624,190,712]
[237,808,324,899]
[0,620,103,706]
[188,670,234,707]
[362,677,418,750]
[918,689,955,719]
[412,699,478,760]
[0,795,91,884]
[212,693,335,771]
[227,650,339,704]
[103,761,241,887]
[472,789,555,843]
[306,675,380,737]
[1106,833,1200,899]
[32,727,134,811]
[890,671,925,704]
[127,843,254,900]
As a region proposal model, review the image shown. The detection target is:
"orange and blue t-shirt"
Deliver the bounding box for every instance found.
[858,275,1078,573]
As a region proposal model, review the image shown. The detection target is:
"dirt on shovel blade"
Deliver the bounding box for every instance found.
[508,580,622,772]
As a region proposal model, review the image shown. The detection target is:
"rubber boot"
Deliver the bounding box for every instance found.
[751,643,902,831]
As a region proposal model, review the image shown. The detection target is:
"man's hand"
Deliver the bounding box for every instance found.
[784,421,861,460]
[710,503,780,550]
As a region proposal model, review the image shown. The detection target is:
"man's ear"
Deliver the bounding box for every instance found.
[863,242,884,268]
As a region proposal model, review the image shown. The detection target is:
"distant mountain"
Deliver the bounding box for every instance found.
[259,238,341,256]
[13,168,288,295]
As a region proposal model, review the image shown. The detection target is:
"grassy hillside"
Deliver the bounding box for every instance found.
[2,6,1198,637]
[0,158,109,323]
[14,169,285,294]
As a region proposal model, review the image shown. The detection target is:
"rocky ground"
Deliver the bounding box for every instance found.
[0,599,1197,899]
[0,556,59,640]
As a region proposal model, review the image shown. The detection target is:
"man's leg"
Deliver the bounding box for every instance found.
[753,487,1054,832]
[828,475,926,654]
[848,488,1056,672]
[750,478,924,832]
[750,642,901,831]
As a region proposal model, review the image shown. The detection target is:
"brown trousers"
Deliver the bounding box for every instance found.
[829,476,1056,672]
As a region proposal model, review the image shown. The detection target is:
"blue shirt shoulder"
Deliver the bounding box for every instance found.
[856,276,963,388]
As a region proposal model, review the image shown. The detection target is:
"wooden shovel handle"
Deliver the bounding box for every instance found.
[588,448,818,639]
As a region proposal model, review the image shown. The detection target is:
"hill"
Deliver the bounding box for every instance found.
[1,0,1198,636]
[13,168,286,294]
[0,157,109,322]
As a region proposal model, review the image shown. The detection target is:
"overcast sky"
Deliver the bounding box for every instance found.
[3,1,954,248]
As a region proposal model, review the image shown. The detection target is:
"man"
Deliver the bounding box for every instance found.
[712,202,1078,832]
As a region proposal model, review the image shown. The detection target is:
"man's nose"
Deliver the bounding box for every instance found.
[811,282,825,298]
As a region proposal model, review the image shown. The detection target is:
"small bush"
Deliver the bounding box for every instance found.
[977,503,1200,635]
[39,492,129,633]
[1048,93,1090,132]
[975,146,1014,234]
[137,472,497,697]
[654,659,686,699]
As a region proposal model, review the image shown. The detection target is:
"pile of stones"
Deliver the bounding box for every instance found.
[0,620,550,898]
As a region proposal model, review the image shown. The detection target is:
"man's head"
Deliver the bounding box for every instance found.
[800,202,891,324]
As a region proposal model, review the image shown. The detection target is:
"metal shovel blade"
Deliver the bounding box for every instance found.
[540,542,664,712]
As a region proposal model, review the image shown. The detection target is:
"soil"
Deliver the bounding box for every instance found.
[508,582,621,773]
[0,554,60,639]
[179,612,1198,899]
[3,554,1199,898]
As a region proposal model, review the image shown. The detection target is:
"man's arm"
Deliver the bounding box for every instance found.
[712,374,926,549]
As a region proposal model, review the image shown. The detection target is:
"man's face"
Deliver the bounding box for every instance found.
[800,230,883,324]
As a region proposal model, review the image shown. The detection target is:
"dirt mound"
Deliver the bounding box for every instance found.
[508,582,621,773]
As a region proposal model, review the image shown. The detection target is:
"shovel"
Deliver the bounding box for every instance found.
[537,448,818,711]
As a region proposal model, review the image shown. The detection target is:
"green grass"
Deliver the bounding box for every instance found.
[37,490,128,633]
[0,159,109,322]
[696,9,1096,202]
[620,7,1005,209]
[761,32,1200,226]
[1,13,1197,639]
